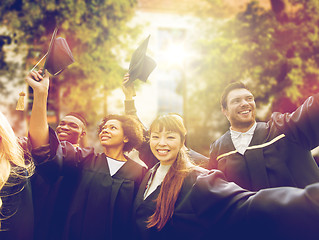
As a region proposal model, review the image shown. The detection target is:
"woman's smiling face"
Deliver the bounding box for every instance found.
[150,127,183,165]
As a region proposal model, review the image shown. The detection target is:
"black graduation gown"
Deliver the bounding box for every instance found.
[0,171,34,240]
[31,128,147,240]
[133,167,319,240]
[209,93,319,191]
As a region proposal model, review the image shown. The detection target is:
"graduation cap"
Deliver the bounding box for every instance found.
[126,35,156,86]
[30,27,75,75]
[44,29,75,75]
[16,27,75,111]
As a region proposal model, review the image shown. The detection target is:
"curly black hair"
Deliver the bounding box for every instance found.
[98,114,144,152]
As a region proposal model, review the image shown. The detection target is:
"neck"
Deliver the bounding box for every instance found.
[104,147,126,161]
[231,122,255,133]
[159,162,172,168]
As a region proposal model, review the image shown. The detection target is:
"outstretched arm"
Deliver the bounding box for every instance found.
[25,69,50,148]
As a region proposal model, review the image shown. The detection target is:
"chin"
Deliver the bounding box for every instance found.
[156,156,169,162]
[58,136,68,141]
[240,121,255,128]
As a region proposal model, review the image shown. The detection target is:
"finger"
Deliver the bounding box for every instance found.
[29,71,41,81]
[36,70,44,80]
[123,75,129,81]
[43,69,49,79]
[123,78,129,85]
[25,73,36,85]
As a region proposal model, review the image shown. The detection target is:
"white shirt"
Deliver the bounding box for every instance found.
[144,164,172,200]
[106,157,126,176]
[230,122,257,155]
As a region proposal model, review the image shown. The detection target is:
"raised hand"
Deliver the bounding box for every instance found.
[25,69,49,95]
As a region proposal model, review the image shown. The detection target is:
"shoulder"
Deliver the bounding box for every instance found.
[209,131,232,160]
[60,142,96,157]
[188,149,209,167]
[78,146,96,157]
[125,150,148,169]
[125,156,148,175]
[210,131,231,149]
[184,166,209,185]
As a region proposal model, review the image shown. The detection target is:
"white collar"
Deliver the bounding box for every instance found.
[230,122,257,138]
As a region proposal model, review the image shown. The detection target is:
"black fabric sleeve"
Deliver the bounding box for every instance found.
[190,170,319,239]
[272,93,319,150]
[124,99,137,116]
[30,127,62,183]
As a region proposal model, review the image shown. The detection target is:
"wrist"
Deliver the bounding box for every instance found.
[33,90,48,99]
[125,95,133,100]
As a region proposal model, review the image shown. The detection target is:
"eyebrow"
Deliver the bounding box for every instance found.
[230,94,253,101]
[60,120,79,126]
[151,130,177,135]
[102,123,118,129]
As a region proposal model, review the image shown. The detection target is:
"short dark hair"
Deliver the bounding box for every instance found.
[65,112,88,127]
[220,82,250,110]
[98,114,144,152]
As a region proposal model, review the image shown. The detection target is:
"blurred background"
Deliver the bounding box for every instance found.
[1,0,319,159]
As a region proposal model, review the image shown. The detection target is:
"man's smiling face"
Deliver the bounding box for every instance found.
[223,88,256,132]
[56,115,85,145]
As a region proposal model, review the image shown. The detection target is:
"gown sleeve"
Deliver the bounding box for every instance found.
[272,93,319,150]
[190,170,319,240]
[30,126,94,183]
[125,99,158,169]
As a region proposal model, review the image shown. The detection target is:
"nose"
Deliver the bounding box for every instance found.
[59,124,69,130]
[158,136,167,146]
[240,99,249,107]
[101,128,109,134]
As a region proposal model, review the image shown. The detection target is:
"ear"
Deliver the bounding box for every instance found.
[222,106,229,119]
[123,136,129,143]
[80,131,86,138]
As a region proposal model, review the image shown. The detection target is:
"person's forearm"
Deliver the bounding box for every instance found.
[125,99,137,116]
[29,90,49,148]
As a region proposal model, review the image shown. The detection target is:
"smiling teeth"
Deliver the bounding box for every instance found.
[158,150,168,154]
[58,132,68,136]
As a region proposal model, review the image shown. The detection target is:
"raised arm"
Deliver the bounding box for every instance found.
[122,72,138,116]
[25,69,50,148]
[272,93,319,150]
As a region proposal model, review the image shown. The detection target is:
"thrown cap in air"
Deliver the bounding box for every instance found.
[43,27,75,75]
[127,35,156,85]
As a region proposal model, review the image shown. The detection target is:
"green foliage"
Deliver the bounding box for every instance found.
[188,0,319,153]
[0,0,138,123]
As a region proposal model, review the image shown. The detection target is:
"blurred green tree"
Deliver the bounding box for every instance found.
[188,0,319,155]
[0,0,139,124]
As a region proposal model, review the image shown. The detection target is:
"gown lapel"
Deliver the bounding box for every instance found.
[244,122,270,190]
